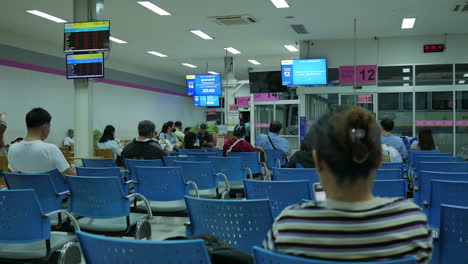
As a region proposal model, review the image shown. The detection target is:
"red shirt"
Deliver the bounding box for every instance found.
[223,138,256,156]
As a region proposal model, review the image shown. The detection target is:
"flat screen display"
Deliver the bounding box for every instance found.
[281,59,327,85]
[249,71,287,93]
[66,53,104,79]
[64,21,110,53]
[193,96,201,106]
[193,96,220,107]
[186,74,222,96]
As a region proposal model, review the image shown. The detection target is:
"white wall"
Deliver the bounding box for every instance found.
[0,65,205,146]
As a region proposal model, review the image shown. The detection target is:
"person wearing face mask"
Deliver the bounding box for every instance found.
[8,108,76,176]
[63,129,75,150]
[159,122,182,149]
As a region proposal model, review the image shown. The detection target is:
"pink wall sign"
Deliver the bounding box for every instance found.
[229,105,238,111]
[255,124,270,128]
[358,94,373,104]
[339,65,377,83]
[207,109,217,115]
[236,97,250,106]
[306,120,314,125]
[457,121,468,126]
[415,121,468,126]
[254,93,279,102]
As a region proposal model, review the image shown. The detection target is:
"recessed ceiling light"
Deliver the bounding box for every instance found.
[248,59,261,65]
[403,76,410,81]
[401,18,416,29]
[137,1,171,16]
[26,10,67,23]
[208,71,219,75]
[190,30,214,40]
[459,80,466,84]
[109,36,127,44]
[271,0,290,8]
[464,73,468,77]
[224,47,241,54]
[147,51,168,57]
[284,44,299,52]
[182,63,197,68]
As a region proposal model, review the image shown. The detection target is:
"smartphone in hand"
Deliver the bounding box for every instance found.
[313,182,326,203]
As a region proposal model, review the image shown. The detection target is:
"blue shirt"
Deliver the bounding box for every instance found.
[159,132,179,144]
[255,132,291,155]
[381,134,407,160]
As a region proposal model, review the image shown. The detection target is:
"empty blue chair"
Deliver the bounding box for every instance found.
[264,149,287,169]
[134,166,199,212]
[76,166,121,177]
[272,168,319,183]
[228,152,264,175]
[163,155,196,166]
[416,171,468,208]
[253,246,417,264]
[419,162,468,173]
[208,156,252,190]
[0,189,81,263]
[188,152,217,161]
[81,158,116,167]
[125,159,164,180]
[174,161,229,198]
[185,196,273,253]
[414,156,460,173]
[244,180,312,217]
[408,150,442,167]
[439,204,468,264]
[373,180,407,198]
[376,169,402,180]
[77,231,210,264]
[66,176,152,239]
[428,180,468,228]
[380,162,404,171]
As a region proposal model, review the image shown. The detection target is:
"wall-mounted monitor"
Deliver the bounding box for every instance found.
[249,71,287,94]
[64,21,110,53]
[193,96,220,107]
[186,74,222,96]
[281,59,327,85]
[66,53,104,79]
[193,96,201,106]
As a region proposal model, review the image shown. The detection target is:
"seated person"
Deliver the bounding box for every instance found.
[264,105,432,263]
[184,127,191,136]
[223,123,259,156]
[255,121,291,157]
[121,120,167,160]
[0,112,7,154]
[63,129,75,150]
[411,128,437,150]
[184,132,201,150]
[197,124,214,148]
[159,122,181,149]
[98,125,123,160]
[380,118,408,160]
[287,130,315,168]
[174,121,185,142]
[8,108,76,175]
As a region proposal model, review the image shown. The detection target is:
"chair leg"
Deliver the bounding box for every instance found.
[134,218,152,240]
[57,242,81,264]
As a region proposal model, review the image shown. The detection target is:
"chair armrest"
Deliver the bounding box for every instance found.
[57,191,70,197]
[45,210,80,231]
[126,193,153,219]
[125,180,138,185]
[423,200,429,207]
[216,173,230,193]
[431,228,439,239]
[414,186,419,192]
[185,181,200,198]
[275,158,281,168]
[244,167,253,179]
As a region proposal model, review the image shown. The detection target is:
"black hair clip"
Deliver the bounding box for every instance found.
[350,128,366,142]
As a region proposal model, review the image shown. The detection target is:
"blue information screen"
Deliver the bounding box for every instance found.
[193,96,220,107]
[281,59,327,85]
[186,74,221,96]
[193,96,201,106]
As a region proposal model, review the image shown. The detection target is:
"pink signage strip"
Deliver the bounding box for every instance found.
[358,94,373,104]
[255,124,270,128]
[236,96,250,106]
[229,105,239,111]
[306,120,314,125]
[0,59,188,98]
[207,109,217,115]
[415,121,468,126]
[456,121,468,126]
[339,65,377,84]
[254,93,279,102]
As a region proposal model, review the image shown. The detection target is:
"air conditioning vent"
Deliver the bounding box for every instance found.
[210,15,257,26]
[291,24,308,34]
[453,1,468,12]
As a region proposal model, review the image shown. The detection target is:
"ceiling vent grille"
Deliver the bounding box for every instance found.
[210,15,257,26]
[453,1,468,12]
[291,24,308,34]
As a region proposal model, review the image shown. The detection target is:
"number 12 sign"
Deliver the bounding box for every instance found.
[339,65,377,84]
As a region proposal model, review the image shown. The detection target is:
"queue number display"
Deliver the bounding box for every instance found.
[64,21,110,53]
[193,96,220,107]
[186,74,221,96]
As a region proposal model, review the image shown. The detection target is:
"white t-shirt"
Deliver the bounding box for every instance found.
[97,140,122,159]
[382,144,403,163]
[64,136,74,146]
[8,140,71,173]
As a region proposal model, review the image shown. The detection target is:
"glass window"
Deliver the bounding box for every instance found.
[328,68,339,86]
[378,66,413,87]
[455,64,468,85]
[403,93,428,110]
[432,92,453,110]
[462,92,468,110]
[378,93,399,110]
[415,64,453,85]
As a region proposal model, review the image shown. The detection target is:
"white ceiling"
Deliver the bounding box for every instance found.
[1,0,468,85]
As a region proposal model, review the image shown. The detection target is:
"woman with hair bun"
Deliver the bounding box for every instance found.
[222,123,263,156]
[264,105,432,263]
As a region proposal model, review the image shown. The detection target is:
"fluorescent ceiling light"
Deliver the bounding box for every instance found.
[248,59,261,65]
[464,73,468,77]
[284,45,299,52]
[182,63,197,68]
[190,30,214,40]
[137,1,171,16]
[224,47,241,54]
[208,71,219,75]
[401,18,416,29]
[403,76,410,81]
[271,0,290,8]
[147,51,168,57]
[26,10,67,23]
[109,36,127,44]
[402,68,411,73]
[459,80,466,84]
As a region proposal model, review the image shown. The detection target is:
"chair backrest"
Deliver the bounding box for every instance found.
[409,150,441,166]
[134,166,186,201]
[188,152,216,161]
[81,158,117,168]
[126,159,164,180]
[253,246,417,264]
[76,167,121,177]
[3,172,62,213]
[174,161,217,190]
[415,156,460,172]
[244,180,312,218]
[380,162,403,171]
[207,156,245,182]
[429,180,468,228]
[162,155,196,167]
[373,180,407,198]
[439,204,468,264]
[185,196,273,253]
[376,169,402,180]
[419,162,468,173]
[417,171,468,208]
[77,231,210,264]
[66,176,129,218]
[264,149,287,169]
[95,148,114,159]
[272,168,319,183]
[0,189,50,243]
[227,152,262,174]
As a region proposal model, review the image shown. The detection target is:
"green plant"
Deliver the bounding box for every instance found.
[93,129,102,145]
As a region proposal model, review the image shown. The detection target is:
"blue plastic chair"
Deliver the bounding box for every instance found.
[207,156,252,190]
[185,196,274,253]
[174,161,229,198]
[81,158,117,167]
[408,150,442,167]
[163,155,196,166]
[439,204,468,264]
[272,168,319,183]
[77,230,210,264]
[264,149,287,169]
[427,180,468,228]
[414,156,461,172]
[134,166,199,212]
[244,180,312,217]
[188,152,218,161]
[66,176,152,238]
[76,166,121,177]
[0,189,81,263]
[418,162,468,173]
[253,246,417,264]
[228,152,264,175]
[376,169,403,180]
[416,171,468,208]
[380,162,404,171]
[373,180,407,198]
[125,159,164,180]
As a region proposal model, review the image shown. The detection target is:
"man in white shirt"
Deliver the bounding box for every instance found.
[174,121,185,142]
[63,129,75,148]
[8,108,76,176]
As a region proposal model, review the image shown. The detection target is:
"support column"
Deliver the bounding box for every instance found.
[224,56,235,127]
